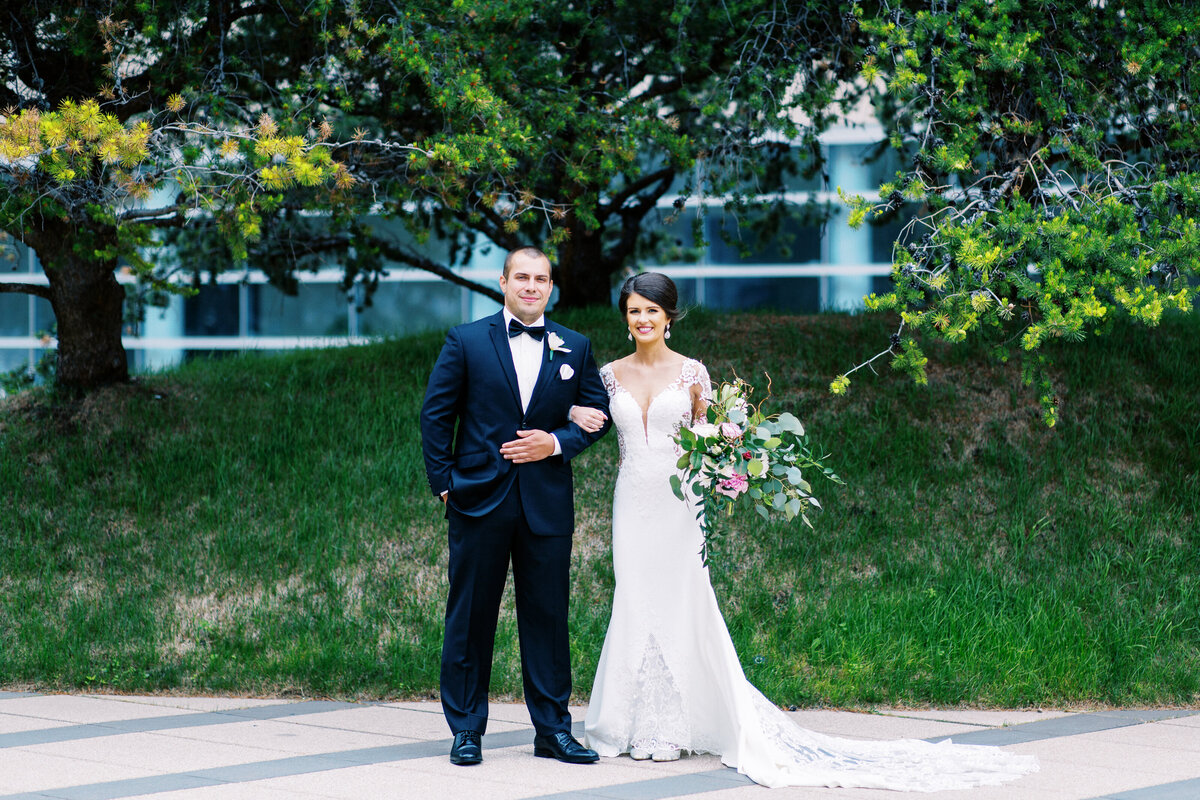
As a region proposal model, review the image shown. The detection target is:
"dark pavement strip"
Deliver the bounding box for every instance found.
[0,701,366,748]
[1086,779,1200,800]
[0,729,533,800]
[925,708,1200,746]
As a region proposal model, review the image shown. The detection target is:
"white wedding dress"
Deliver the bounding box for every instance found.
[583,358,1038,791]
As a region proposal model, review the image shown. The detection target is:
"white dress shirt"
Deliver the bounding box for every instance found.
[503,308,545,412]
[501,308,562,456]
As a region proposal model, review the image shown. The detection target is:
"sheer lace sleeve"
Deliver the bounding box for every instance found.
[681,359,713,423]
[600,362,618,398]
[681,359,714,402]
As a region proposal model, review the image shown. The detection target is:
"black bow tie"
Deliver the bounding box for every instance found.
[508,319,546,340]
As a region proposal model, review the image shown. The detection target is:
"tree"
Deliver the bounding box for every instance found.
[13,0,1192,404]
[2,0,868,389]
[0,2,360,388]
[0,1,481,389]
[298,0,861,307]
[832,0,1200,424]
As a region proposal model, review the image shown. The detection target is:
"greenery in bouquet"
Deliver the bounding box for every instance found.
[670,376,843,564]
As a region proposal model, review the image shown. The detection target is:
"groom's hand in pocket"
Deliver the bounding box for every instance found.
[501,429,556,464]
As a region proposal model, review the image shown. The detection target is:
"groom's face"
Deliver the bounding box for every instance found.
[500,254,553,324]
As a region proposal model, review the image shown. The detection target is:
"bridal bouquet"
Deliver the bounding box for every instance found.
[670,376,842,564]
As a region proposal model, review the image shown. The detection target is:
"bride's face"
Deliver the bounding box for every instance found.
[625,292,669,344]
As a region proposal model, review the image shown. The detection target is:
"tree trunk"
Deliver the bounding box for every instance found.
[28,223,129,390]
[554,227,618,308]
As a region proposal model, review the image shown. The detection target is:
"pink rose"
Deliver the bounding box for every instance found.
[720,422,743,441]
[715,473,748,499]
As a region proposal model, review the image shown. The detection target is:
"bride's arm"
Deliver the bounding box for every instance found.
[569,404,608,432]
[690,383,709,423]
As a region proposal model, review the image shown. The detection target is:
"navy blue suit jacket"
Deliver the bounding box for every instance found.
[420,312,611,535]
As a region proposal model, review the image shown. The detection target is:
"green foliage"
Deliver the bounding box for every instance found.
[0,100,350,279]
[839,0,1200,421]
[2,0,865,386]
[323,0,856,304]
[6,1,1197,404]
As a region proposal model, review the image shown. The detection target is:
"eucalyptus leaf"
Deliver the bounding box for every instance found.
[776,412,805,436]
[786,498,802,518]
[773,492,787,510]
[670,474,685,501]
[748,458,765,477]
[755,504,770,521]
[764,437,782,449]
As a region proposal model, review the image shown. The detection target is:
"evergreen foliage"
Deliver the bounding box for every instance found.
[836,0,1200,423]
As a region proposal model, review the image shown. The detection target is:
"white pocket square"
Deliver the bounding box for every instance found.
[558,364,575,380]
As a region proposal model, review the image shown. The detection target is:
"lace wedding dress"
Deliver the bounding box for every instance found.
[583,358,1038,791]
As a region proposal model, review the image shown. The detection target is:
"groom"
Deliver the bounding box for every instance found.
[420,247,611,766]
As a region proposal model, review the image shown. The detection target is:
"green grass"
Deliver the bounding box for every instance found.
[1,309,1198,708]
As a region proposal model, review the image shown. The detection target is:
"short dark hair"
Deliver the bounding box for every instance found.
[503,246,551,278]
[618,272,683,322]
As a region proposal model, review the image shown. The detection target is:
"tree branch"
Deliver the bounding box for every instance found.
[612,171,676,265]
[607,167,676,217]
[0,281,52,300]
[118,205,187,224]
[374,240,503,303]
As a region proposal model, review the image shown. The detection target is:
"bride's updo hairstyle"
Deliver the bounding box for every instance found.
[618,272,684,322]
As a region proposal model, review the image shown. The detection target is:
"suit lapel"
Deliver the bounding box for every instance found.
[526,322,558,414]
[488,314,523,411]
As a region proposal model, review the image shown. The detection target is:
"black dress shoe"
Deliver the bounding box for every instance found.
[533,731,599,764]
[450,730,482,765]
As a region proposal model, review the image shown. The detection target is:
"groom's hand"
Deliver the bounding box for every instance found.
[501,429,556,463]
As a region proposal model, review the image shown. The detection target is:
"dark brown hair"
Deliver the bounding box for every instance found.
[618,272,683,321]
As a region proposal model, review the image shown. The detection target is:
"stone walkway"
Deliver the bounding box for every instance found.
[2,692,1198,799]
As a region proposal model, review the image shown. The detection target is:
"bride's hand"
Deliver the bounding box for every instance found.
[569,405,607,433]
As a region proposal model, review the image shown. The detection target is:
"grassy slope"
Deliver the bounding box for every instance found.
[1,309,1197,707]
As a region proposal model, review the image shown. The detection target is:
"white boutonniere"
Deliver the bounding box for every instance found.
[547,331,572,361]
[559,363,575,380]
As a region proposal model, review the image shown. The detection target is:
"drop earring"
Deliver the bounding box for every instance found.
[627,331,633,341]
[665,325,671,340]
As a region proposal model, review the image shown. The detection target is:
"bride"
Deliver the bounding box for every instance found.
[568,272,1038,791]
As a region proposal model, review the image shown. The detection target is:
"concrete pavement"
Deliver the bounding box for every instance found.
[1,691,1198,799]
